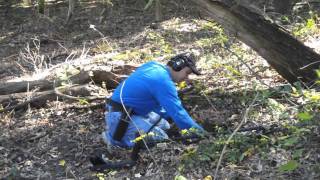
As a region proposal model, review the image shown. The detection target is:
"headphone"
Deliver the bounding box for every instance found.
[167,54,188,72]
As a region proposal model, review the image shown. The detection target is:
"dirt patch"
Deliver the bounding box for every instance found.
[1,0,320,179]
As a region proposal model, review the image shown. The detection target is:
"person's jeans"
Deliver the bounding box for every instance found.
[104,105,170,148]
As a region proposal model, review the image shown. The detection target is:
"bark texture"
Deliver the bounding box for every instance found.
[0,60,138,112]
[192,0,320,86]
[0,62,137,95]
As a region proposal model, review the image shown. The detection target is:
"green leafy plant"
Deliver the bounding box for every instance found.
[278,160,299,172]
[78,98,89,105]
[297,111,313,122]
[292,149,304,159]
[196,21,228,48]
[175,175,188,180]
[180,132,272,169]
[293,12,319,38]
[147,32,173,55]
[56,65,80,86]
[92,40,114,53]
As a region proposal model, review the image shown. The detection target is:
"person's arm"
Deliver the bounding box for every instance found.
[152,106,170,119]
[153,80,203,130]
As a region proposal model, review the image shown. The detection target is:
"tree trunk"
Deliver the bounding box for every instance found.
[38,0,45,14]
[191,0,320,86]
[155,0,162,22]
[66,0,76,24]
[99,0,113,24]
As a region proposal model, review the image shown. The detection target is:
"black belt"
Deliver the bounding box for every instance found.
[107,99,133,141]
[107,99,127,112]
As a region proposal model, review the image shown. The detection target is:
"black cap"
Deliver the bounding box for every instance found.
[172,52,201,75]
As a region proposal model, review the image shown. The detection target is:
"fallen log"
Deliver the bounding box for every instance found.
[0,84,108,113]
[0,61,138,95]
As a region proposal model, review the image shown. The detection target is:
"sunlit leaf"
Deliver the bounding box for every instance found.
[178,81,187,89]
[204,175,213,180]
[306,18,316,29]
[131,132,155,143]
[279,160,299,172]
[297,112,313,121]
[78,98,89,105]
[293,149,304,159]
[268,98,285,111]
[181,129,188,135]
[175,175,187,180]
[283,136,299,147]
[59,159,66,166]
[144,0,154,10]
[96,173,106,180]
[316,69,320,78]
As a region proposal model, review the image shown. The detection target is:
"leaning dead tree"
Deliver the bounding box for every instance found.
[191,0,320,86]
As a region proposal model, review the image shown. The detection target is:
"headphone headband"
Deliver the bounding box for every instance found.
[167,53,201,75]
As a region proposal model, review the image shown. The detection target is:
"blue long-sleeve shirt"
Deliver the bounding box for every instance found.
[111,61,202,130]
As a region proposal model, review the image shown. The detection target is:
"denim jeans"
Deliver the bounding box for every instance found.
[104,105,170,148]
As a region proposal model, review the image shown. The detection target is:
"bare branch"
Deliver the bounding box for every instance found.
[214,92,259,180]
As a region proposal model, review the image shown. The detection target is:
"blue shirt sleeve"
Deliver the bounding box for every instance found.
[152,78,203,130]
[152,106,170,119]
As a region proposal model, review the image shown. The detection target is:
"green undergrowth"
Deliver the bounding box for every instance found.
[179,80,320,175]
[292,11,319,39]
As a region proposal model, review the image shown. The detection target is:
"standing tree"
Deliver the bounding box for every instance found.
[155,0,162,22]
[38,0,45,14]
[191,0,320,87]
[66,0,76,24]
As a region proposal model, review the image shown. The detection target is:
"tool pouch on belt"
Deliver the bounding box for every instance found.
[113,108,133,141]
[107,99,134,141]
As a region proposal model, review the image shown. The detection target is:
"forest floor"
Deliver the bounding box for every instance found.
[0,0,320,179]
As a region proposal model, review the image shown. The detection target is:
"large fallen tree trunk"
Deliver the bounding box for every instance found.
[0,59,138,112]
[0,84,108,113]
[0,61,138,95]
[191,0,320,86]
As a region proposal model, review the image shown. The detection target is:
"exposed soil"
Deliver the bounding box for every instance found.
[1,0,320,179]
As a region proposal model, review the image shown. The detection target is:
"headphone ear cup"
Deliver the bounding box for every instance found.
[172,58,185,71]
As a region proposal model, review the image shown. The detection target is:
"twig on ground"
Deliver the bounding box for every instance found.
[201,91,218,112]
[300,61,320,70]
[66,165,78,180]
[213,93,259,180]
[190,104,199,113]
